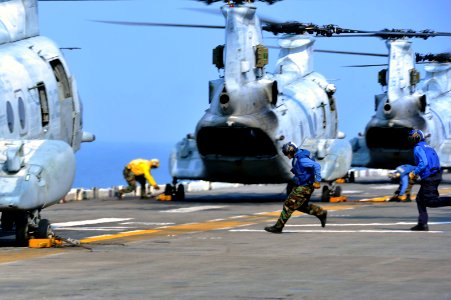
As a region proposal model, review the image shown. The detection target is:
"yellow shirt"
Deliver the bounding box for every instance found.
[127,159,157,187]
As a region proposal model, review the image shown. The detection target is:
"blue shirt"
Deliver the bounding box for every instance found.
[291,149,321,186]
[412,141,440,179]
[395,164,415,195]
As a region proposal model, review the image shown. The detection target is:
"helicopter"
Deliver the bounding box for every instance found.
[0,0,94,245]
[95,0,355,201]
[347,32,451,176]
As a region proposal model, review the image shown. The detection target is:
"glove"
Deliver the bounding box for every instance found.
[153,185,160,190]
[313,182,321,189]
[408,172,416,180]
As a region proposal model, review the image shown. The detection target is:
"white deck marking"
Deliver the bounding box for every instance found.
[55,227,131,231]
[370,185,397,190]
[52,218,133,228]
[342,190,362,194]
[286,221,451,227]
[160,205,227,213]
[230,229,446,233]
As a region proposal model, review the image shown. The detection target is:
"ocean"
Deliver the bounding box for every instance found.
[73,141,175,189]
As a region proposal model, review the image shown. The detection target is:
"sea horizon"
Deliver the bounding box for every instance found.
[73,141,175,189]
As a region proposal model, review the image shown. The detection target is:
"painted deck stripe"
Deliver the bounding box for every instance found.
[229,229,447,233]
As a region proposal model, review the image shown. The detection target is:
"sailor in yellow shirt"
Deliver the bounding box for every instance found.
[117,159,160,199]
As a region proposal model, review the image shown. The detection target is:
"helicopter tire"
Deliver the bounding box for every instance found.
[15,215,29,247]
[348,171,355,183]
[321,186,330,202]
[164,184,173,196]
[175,184,185,201]
[334,186,342,197]
[37,219,52,238]
[1,212,14,231]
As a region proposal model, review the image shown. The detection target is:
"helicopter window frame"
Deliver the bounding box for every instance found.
[6,101,14,134]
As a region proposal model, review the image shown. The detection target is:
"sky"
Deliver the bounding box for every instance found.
[37,0,451,147]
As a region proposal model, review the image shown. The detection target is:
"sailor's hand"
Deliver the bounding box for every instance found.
[409,172,417,180]
[313,182,321,189]
[153,185,160,190]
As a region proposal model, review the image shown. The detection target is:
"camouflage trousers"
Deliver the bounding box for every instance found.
[274,185,325,229]
[121,167,146,195]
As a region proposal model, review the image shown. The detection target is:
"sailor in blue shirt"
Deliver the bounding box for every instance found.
[265,142,327,234]
[408,129,451,231]
[388,164,415,202]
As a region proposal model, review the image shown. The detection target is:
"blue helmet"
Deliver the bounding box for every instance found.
[408,129,424,144]
[282,142,298,156]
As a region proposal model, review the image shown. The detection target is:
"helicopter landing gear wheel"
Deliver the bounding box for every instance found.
[37,219,52,238]
[175,184,185,200]
[333,185,342,197]
[164,184,172,196]
[165,179,186,201]
[1,212,14,231]
[321,186,330,202]
[321,183,342,202]
[15,213,29,247]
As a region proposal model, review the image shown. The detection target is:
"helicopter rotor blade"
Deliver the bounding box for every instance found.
[92,20,225,30]
[314,49,387,57]
[343,64,388,68]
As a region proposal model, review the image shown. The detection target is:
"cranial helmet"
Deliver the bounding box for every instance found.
[150,159,160,168]
[408,129,425,144]
[282,142,298,156]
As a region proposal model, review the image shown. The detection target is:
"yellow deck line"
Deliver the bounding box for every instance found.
[80,204,355,244]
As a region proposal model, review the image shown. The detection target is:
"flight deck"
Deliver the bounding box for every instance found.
[0,174,450,299]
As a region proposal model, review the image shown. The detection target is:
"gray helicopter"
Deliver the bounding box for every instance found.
[96,0,356,201]
[348,31,451,175]
[0,0,94,245]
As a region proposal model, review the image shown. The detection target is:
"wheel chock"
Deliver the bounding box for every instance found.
[28,237,63,248]
[157,194,172,201]
[330,196,347,203]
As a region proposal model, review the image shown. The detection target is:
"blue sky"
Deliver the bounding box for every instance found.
[38,0,451,146]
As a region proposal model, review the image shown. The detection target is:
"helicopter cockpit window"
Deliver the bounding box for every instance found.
[6,101,14,133]
[50,59,72,99]
[18,97,26,129]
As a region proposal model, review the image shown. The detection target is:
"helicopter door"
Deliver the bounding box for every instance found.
[49,59,74,145]
[36,82,49,128]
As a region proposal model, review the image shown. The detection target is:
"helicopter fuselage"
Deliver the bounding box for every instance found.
[0,0,93,243]
[351,39,451,169]
[170,4,352,184]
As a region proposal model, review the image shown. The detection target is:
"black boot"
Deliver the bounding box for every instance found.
[264,225,282,234]
[318,210,327,228]
[410,224,429,231]
[404,194,412,202]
